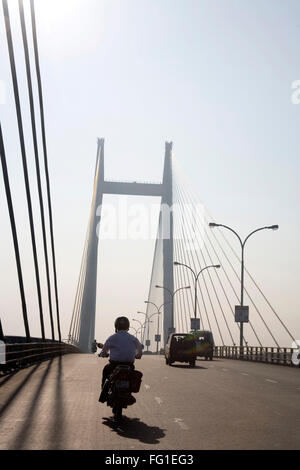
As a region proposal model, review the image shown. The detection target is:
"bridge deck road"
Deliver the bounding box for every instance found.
[0,354,299,450]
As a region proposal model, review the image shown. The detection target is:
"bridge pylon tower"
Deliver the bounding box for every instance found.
[73,139,174,352]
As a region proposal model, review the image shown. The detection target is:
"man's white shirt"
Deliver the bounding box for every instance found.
[100,330,143,362]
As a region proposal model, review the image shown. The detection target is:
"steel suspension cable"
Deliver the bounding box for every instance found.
[176,161,280,346]
[69,190,95,342]
[206,208,295,343]
[174,202,205,331]
[175,236,192,332]
[175,176,239,345]
[19,0,54,340]
[173,206,189,332]
[174,182,212,333]
[173,238,187,332]
[74,233,93,343]
[145,212,163,344]
[0,123,30,340]
[174,181,213,334]
[30,0,61,341]
[182,179,262,346]
[176,187,224,345]
[69,233,88,342]
[2,0,45,339]
[174,180,224,344]
[173,193,198,331]
[174,249,187,332]
[175,233,197,329]
[202,211,280,347]
[178,193,222,334]
[173,194,194,331]
[178,166,266,346]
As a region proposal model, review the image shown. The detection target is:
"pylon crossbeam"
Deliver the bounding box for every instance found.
[76,139,174,352]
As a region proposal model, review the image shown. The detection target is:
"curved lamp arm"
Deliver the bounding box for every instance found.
[174,261,196,280]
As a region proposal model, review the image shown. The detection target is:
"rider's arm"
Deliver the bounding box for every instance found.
[99,338,110,357]
[134,337,143,359]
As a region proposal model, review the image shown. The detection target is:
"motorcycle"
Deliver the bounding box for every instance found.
[99,353,143,423]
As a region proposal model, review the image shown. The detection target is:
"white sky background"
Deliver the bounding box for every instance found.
[0,0,299,346]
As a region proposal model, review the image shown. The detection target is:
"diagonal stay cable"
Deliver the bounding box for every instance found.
[174,180,212,333]
[19,0,55,340]
[179,163,280,347]
[174,245,189,332]
[177,162,269,346]
[174,178,224,344]
[173,201,189,332]
[181,171,263,345]
[183,180,262,346]
[174,180,216,336]
[0,123,30,339]
[175,233,193,331]
[69,232,88,342]
[2,0,45,339]
[178,180,235,345]
[30,0,61,341]
[175,193,205,331]
[173,188,195,332]
[176,172,247,346]
[173,188,198,331]
[202,210,280,347]
[206,208,295,343]
[70,186,95,343]
[174,237,188,332]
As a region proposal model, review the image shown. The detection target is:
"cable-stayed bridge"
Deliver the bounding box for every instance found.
[0,0,299,451]
[68,139,295,356]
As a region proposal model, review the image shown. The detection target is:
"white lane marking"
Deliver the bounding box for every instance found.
[266,379,278,384]
[222,368,228,371]
[144,384,150,390]
[155,396,163,405]
[163,377,168,380]
[241,373,249,376]
[174,418,189,430]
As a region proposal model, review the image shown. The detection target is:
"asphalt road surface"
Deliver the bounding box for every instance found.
[0,354,299,450]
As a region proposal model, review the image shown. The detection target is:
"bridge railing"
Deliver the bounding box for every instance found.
[0,341,80,374]
[214,346,295,366]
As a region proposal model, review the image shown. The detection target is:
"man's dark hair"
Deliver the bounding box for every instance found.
[115,316,130,331]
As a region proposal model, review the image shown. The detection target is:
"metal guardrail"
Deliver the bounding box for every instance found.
[214,346,296,366]
[0,341,80,374]
[105,178,162,185]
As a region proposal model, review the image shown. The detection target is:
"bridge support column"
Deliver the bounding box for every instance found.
[161,142,174,346]
[78,139,104,352]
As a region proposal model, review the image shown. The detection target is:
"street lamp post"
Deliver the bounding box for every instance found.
[142,318,153,352]
[173,262,220,330]
[155,285,191,332]
[132,318,144,343]
[137,311,148,345]
[209,222,279,348]
[144,301,170,354]
[129,326,138,338]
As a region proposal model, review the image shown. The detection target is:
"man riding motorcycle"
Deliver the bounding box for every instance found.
[99,316,143,403]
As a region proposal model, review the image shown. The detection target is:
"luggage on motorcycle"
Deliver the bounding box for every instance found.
[99,382,109,402]
[111,366,131,381]
[130,370,143,393]
[99,366,143,405]
[109,366,143,393]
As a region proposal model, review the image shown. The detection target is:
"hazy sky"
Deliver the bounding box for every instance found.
[0,0,299,347]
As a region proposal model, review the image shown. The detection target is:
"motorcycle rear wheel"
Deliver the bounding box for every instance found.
[113,403,123,423]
